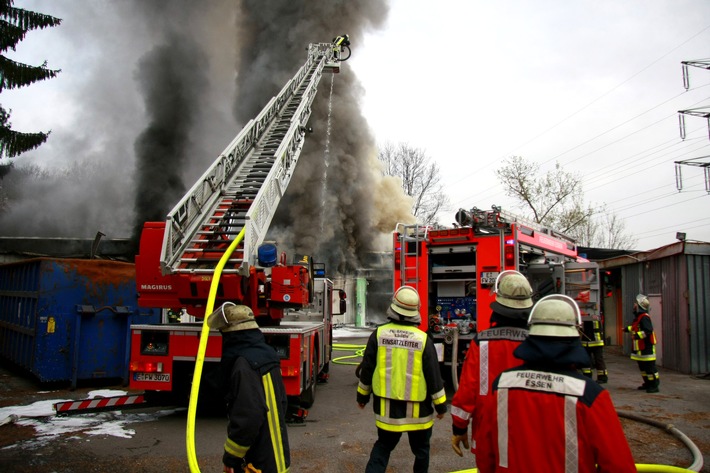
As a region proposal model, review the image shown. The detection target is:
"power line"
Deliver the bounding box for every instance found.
[448,23,710,187]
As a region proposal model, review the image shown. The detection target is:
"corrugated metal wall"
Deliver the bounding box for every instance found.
[687,254,710,374]
[646,255,687,372]
[619,251,710,374]
[621,264,643,355]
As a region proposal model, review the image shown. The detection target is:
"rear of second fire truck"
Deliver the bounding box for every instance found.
[393,205,601,383]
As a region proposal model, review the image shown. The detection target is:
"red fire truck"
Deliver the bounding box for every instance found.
[129,37,352,420]
[393,205,600,381]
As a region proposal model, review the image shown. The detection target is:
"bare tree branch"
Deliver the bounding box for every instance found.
[378,141,450,225]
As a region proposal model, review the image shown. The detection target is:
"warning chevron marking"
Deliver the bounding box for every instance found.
[54,394,145,415]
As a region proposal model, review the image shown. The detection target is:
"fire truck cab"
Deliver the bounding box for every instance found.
[393,205,600,381]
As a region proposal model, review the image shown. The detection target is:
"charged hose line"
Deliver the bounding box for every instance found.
[186,228,245,473]
[332,343,365,365]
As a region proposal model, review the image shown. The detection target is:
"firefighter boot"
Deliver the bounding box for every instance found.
[637,373,649,390]
[597,374,608,384]
[646,376,660,393]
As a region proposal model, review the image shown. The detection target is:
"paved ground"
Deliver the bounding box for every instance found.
[0,332,708,472]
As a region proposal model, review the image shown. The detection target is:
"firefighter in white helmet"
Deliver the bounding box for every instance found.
[450,270,532,463]
[475,295,636,473]
[623,294,660,393]
[357,286,447,473]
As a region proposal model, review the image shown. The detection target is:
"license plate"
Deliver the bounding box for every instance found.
[133,372,170,382]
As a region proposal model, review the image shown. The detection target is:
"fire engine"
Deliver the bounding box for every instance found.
[393,205,601,381]
[130,37,352,420]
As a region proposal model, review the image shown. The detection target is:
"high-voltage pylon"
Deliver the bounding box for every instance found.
[676,58,710,193]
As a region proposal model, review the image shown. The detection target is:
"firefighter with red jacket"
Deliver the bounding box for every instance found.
[208,303,291,473]
[476,294,636,473]
[357,286,447,473]
[450,270,532,461]
[623,294,660,393]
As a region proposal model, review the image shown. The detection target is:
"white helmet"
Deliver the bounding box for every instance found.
[494,270,533,309]
[527,294,581,337]
[635,294,650,312]
[387,286,421,323]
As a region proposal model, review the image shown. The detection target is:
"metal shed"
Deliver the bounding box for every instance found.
[598,241,710,375]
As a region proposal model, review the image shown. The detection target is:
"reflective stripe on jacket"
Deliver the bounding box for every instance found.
[475,367,636,473]
[581,317,604,348]
[373,324,428,402]
[225,357,290,473]
[357,322,447,432]
[450,326,527,453]
[627,312,657,361]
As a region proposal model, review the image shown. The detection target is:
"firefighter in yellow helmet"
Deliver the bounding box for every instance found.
[623,294,660,393]
[357,286,447,473]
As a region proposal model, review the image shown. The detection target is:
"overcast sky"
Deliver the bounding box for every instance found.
[351,0,710,250]
[2,0,709,252]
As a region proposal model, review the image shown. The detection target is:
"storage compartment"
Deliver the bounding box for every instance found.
[429,245,476,281]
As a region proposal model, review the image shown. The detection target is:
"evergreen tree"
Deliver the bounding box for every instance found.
[0,0,61,160]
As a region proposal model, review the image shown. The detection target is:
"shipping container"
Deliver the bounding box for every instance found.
[0,258,160,387]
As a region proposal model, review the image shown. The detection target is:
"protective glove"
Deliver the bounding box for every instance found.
[243,463,262,473]
[451,434,470,457]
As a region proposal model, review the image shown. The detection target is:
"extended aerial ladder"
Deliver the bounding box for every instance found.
[130,37,350,414]
[136,38,350,316]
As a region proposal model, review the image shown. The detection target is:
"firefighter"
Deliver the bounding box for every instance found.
[450,270,532,461]
[208,303,290,473]
[356,286,447,473]
[623,294,660,393]
[580,311,609,383]
[475,295,636,473]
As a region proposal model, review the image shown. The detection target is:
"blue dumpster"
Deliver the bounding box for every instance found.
[0,258,160,387]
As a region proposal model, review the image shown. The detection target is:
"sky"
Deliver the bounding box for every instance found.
[351,0,710,250]
[1,0,709,253]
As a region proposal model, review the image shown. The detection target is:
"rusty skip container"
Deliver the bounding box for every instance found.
[0,258,160,387]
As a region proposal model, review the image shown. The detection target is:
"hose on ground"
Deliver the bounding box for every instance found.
[332,343,365,366]
[617,410,704,472]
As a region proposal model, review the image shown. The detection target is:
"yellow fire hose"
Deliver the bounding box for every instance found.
[332,343,366,365]
[186,228,245,473]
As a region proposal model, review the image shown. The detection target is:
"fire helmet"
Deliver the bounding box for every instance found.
[207,302,259,332]
[635,294,651,312]
[387,286,421,324]
[494,270,533,309]
[527,294,581,337]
